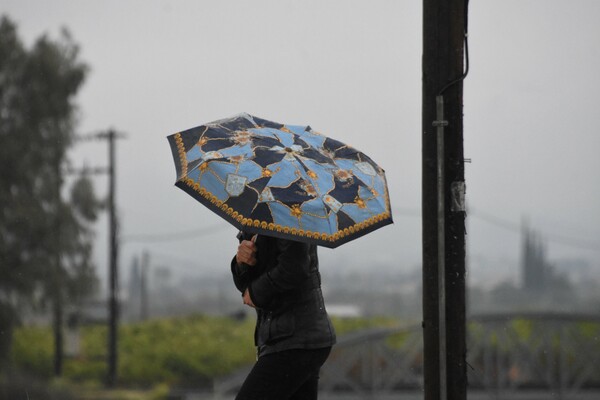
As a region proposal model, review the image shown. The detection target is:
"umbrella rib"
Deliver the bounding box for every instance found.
[181,157,230,182]
[293,156,336,236]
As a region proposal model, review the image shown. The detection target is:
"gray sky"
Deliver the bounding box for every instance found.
[3,0,600,288]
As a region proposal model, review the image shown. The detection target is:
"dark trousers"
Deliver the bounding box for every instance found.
[235,347,332,400]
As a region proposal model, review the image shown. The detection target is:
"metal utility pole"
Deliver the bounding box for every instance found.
[422,1,469,400]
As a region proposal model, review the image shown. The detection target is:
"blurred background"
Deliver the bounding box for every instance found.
[1,1,599,399]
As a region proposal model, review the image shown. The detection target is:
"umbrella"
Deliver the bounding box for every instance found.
[167,113,392,248]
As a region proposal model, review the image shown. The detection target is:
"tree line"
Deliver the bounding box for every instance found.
[0,15,100,369]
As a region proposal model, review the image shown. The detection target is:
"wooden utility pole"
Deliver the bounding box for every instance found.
[422,1,468,400]
[53,141,64,377]
[74,130,123,387]
[106,129,120,387]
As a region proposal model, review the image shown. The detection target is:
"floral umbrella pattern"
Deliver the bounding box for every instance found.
[168,113,392,248]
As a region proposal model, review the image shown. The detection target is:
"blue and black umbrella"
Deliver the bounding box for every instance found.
[167,113,392,248]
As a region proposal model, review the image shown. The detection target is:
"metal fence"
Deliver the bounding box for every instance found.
[209,313,600,400]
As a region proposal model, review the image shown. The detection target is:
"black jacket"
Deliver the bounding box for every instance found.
[231,232,336,356]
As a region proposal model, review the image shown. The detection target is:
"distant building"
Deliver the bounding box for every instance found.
[521,223,552,292]
[124,252,149,321]
[520,221,575,303]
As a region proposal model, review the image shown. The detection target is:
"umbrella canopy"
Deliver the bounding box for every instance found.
[167,113,392,248]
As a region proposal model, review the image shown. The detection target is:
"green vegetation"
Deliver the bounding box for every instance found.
[467,317,600,371]
[9,314,397,389]
[7,314,600,398]
[330,315,399,336]
[11,315,253,387]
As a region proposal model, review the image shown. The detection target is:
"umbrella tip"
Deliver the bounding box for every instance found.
[239,113,257,126]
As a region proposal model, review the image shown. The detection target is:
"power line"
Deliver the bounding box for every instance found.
[122,206,598,252]
[469,208,600,253]
[122,223,231,243]
[123,208,421,244]
[75,131,127,142]
[392,206,421,217]
[149,251,227,273]
[468,208,520,231]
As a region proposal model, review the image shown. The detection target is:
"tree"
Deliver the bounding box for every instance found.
[0,15,100,369]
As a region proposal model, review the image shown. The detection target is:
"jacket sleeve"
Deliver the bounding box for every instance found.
[231,256,251,293]
[248,239,311,309]
[230,231,254,293]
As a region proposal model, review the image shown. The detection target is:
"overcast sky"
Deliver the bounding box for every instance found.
[3,0,599,289]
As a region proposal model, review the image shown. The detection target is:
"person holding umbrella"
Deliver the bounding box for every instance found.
[167,113,393,399]
[231,231,336,399]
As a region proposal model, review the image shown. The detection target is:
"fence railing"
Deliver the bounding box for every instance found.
[213,313,600,400]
